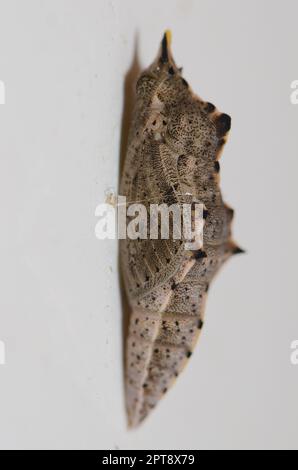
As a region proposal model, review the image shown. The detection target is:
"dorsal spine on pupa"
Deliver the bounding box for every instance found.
[120,31,243,428]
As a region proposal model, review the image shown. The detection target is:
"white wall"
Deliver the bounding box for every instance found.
[0,0,297,449]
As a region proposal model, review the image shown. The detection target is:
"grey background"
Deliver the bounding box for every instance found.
[0,0,297,449]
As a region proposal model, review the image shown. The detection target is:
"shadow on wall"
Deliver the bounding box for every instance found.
[118,34,141,426]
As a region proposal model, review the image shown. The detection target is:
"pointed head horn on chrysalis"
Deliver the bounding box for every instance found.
[135,30,184,104]
[156,30,179,70]
[146,30,180,76]
[160,30,173,64]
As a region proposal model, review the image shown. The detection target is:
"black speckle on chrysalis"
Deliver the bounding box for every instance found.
[216,113,231,137]
[203,209,209,219]
[194,250,207,260]
[205,102,215,113]
[214,161,220,173]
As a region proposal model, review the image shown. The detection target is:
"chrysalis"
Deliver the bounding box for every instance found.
[120,31,243,427]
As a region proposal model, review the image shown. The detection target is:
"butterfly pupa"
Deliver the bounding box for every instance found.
[120,31,243,428]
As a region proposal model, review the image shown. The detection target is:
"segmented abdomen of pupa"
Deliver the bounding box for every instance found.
[120,31,243,427]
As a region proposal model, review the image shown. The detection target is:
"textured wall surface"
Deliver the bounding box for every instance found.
[0,0,297,449]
